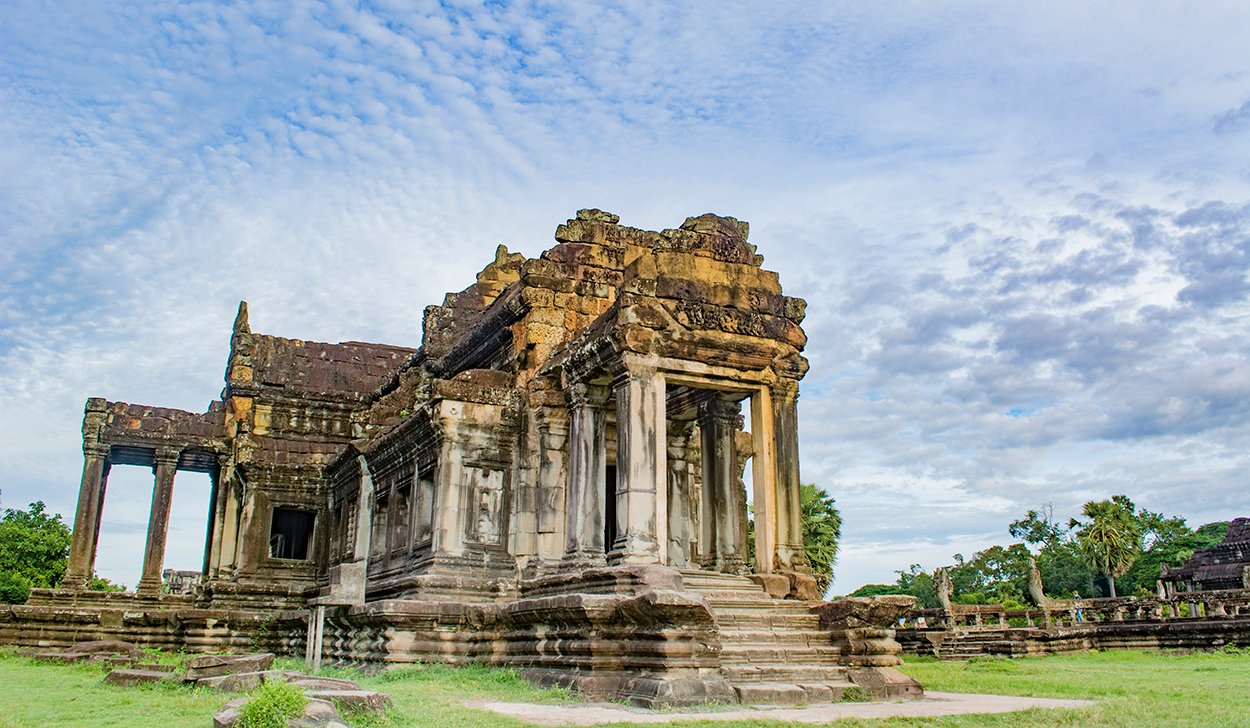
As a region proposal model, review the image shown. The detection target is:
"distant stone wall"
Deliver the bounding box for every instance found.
[896,588,1250,659]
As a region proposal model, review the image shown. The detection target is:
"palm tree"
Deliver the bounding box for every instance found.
[800,484,842,596]
[1070,498,1141,598]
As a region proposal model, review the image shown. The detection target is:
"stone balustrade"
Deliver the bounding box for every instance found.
[898,588,1250,632]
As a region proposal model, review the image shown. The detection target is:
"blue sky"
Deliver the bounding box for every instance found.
[2,1,1248,592]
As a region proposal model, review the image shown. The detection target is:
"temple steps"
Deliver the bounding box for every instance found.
[679,571,765,592]
[933,629,1018,660]
[680,570,854,704]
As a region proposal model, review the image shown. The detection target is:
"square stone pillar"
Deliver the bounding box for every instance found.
[770,382,810,572]
[610,366,667,565]
[138,449,180,594]
[749,387,777,573]
[204,453,229,576]
[564,383,609,565]
[699,395,746,574]
[63,444,111,589]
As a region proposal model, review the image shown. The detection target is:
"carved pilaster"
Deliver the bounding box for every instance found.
[534,406,570,536]
[563,383,609,566]
[665,420,697,568]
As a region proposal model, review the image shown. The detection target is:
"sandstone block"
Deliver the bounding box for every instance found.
[103,669,178,687]
[34,652,90,663]
[734,682,808,705]
[748,574,791,599]
[195,671,267,692]
[788,573,820,601]
[286,675,362,691]
[87,654,137,666]
[290,698,351,727]
[305,689,392,713]
[847,666,924,700]
[185,652,275,680]
[796,682,834,702]
[212,697,246,728]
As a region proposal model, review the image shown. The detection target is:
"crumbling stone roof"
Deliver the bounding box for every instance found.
[249,334,417,402]
[1162,517,1250,591]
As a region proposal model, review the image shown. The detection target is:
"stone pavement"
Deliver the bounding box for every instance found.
[474,691,1094,725]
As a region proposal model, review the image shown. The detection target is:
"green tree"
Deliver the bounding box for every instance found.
[1122,521,1229,595]
[1036,539,1096,598]
[1070,496,1142,598]
[799,484,842,595]
[1009,503,1068,548]
[895,564,939,609]
[0,500,72,604]
[948,543,1033,603]
[1010,503,1096,598]
[846,583,905,598]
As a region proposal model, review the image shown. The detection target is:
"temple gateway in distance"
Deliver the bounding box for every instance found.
[3,210,921,706]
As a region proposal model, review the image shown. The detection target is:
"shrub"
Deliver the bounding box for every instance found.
[0,572,31,604]
[238,680,307,728]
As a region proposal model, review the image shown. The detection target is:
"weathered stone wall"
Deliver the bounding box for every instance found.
[897,588,1250,659]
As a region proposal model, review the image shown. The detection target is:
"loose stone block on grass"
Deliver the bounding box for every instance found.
[185,652,275,680]
[306,689,392,713]
[103,668,180,687]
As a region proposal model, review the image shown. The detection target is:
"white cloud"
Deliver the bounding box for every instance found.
[2,1,1248,589]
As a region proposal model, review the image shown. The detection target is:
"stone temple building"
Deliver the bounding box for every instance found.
[5,210,920,706]
[1160,518,1250,596]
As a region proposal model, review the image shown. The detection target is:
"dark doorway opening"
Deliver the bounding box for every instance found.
[604,464,618,551]
[269,508,315,560]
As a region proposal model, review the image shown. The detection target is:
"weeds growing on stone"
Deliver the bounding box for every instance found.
[237,679,307,728]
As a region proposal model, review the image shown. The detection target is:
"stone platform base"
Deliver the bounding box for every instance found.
[0,602,286,654]
[3,569,925,708]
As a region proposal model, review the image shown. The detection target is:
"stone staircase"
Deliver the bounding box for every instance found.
[933,629,1016,660]
[680,570,858,705]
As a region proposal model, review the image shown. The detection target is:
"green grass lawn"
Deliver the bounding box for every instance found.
[0,648,1247,727]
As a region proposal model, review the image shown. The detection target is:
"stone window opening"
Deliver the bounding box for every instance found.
[269,507,316,561]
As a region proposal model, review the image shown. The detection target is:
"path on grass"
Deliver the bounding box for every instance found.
[475,692,1094,725]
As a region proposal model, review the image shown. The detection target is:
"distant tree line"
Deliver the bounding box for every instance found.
[846,496,1229,608]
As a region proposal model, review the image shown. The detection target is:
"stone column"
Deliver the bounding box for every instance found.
[564,383,609,566]
[699,396,746,574]
[63,443,111,589]
[749,387,777,573]
[771,381,809,572]
[204,454,228,576]
[216,471,243,577]
[610,366,666,565]
[137,449,180,594]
